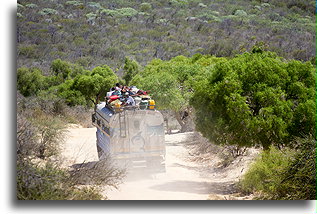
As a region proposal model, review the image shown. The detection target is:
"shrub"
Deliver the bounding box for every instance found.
[31,111,66,159]
[17,67,46,97]
[122,57,139,85]
[17,160,104,200]
[50,59,72,80]
[18,44,39,58]
[39,8,58,16]
[274,136,316,199]
[191,51,315,149]
[17,102,124,200]
[238,146,295,198]
[239,136,316,200]
[234,10,248,16]
[140,3,152,12]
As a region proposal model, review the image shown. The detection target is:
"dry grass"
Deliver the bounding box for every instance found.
[69,155,126,188]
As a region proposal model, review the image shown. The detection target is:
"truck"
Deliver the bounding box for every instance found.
[92,98,166,173]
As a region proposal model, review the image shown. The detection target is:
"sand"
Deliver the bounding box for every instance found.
[62,126,257,200]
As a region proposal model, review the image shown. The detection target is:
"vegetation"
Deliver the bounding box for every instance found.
[123,57,139,85]
[131,54,225,132]
[17,0,315,72]
[17,94,125,200]
[191,49,315,150]
[16,0,315,200]
[239,136,316,200]
[17,50,315,200]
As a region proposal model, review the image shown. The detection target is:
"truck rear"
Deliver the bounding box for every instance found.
[92,102,166,173]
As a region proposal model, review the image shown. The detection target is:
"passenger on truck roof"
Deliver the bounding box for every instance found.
[111,87,121,96]
[123,92,136,106]
[123,87,137,96]
[121,88,127,96]
[136,89,149,95]
[123,85,130,90]
[115,83,122,91]
[106,87,115,98]
[130,87,139,94]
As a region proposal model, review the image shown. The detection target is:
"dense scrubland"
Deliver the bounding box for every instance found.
[17,0,315,200]
[17,0,315,71]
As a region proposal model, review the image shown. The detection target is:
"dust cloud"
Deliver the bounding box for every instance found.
[62,126,256,200]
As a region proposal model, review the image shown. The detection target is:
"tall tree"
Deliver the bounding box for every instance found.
[122,57,139,86]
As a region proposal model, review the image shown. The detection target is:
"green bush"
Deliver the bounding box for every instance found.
[239,136,316,199]
[51,59,72,80]
[46,79,87,106]
[17,67,46,97]
[18,44,39,58]
[140,3,152,12]
[39,8,58,16]
[274,136,316,200]
[123,57,139,85]
[239,146,295,197]
[191,51,315,149]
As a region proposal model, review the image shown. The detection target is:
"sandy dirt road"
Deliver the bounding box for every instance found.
[63,126,252,200]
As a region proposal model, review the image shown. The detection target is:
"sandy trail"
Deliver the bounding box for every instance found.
[62,126,253,200]
[61,126,99,168]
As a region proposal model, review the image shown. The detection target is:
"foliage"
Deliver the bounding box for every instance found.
[47,80,87,106]
[17,112,38,158]
[122,57,139,85]
[17,0,315,70]
[132,55,220,110]
[133,69,184,111]
[65,1,83,7]
[51,59,72,80]
[17,97,123,200]
[17,159,104,200]
[39,8,58,16]
[234,9,247,16]
[274,136,316,199]
[239,136,316,199]
[18,101,66,159]
[87,2,103,10]
[131,55,225,132]
[140,3,152,12]
[25,3,38,9]
[18,44,39,59]
[191,51,315,149]
[17,58,118,108]
[17,67,46,97]
[101,7,138,18]
[73,65,118,105]
[238,145,295,197]
[31,112,65,159]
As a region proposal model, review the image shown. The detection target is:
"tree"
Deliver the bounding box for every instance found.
[50,59,72,80]
[73,65,118,108]
[17,67,46,97]
[45,79,86,106]
[191,51,315,149]
[122,57,139,85]
[131,55,224,132]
